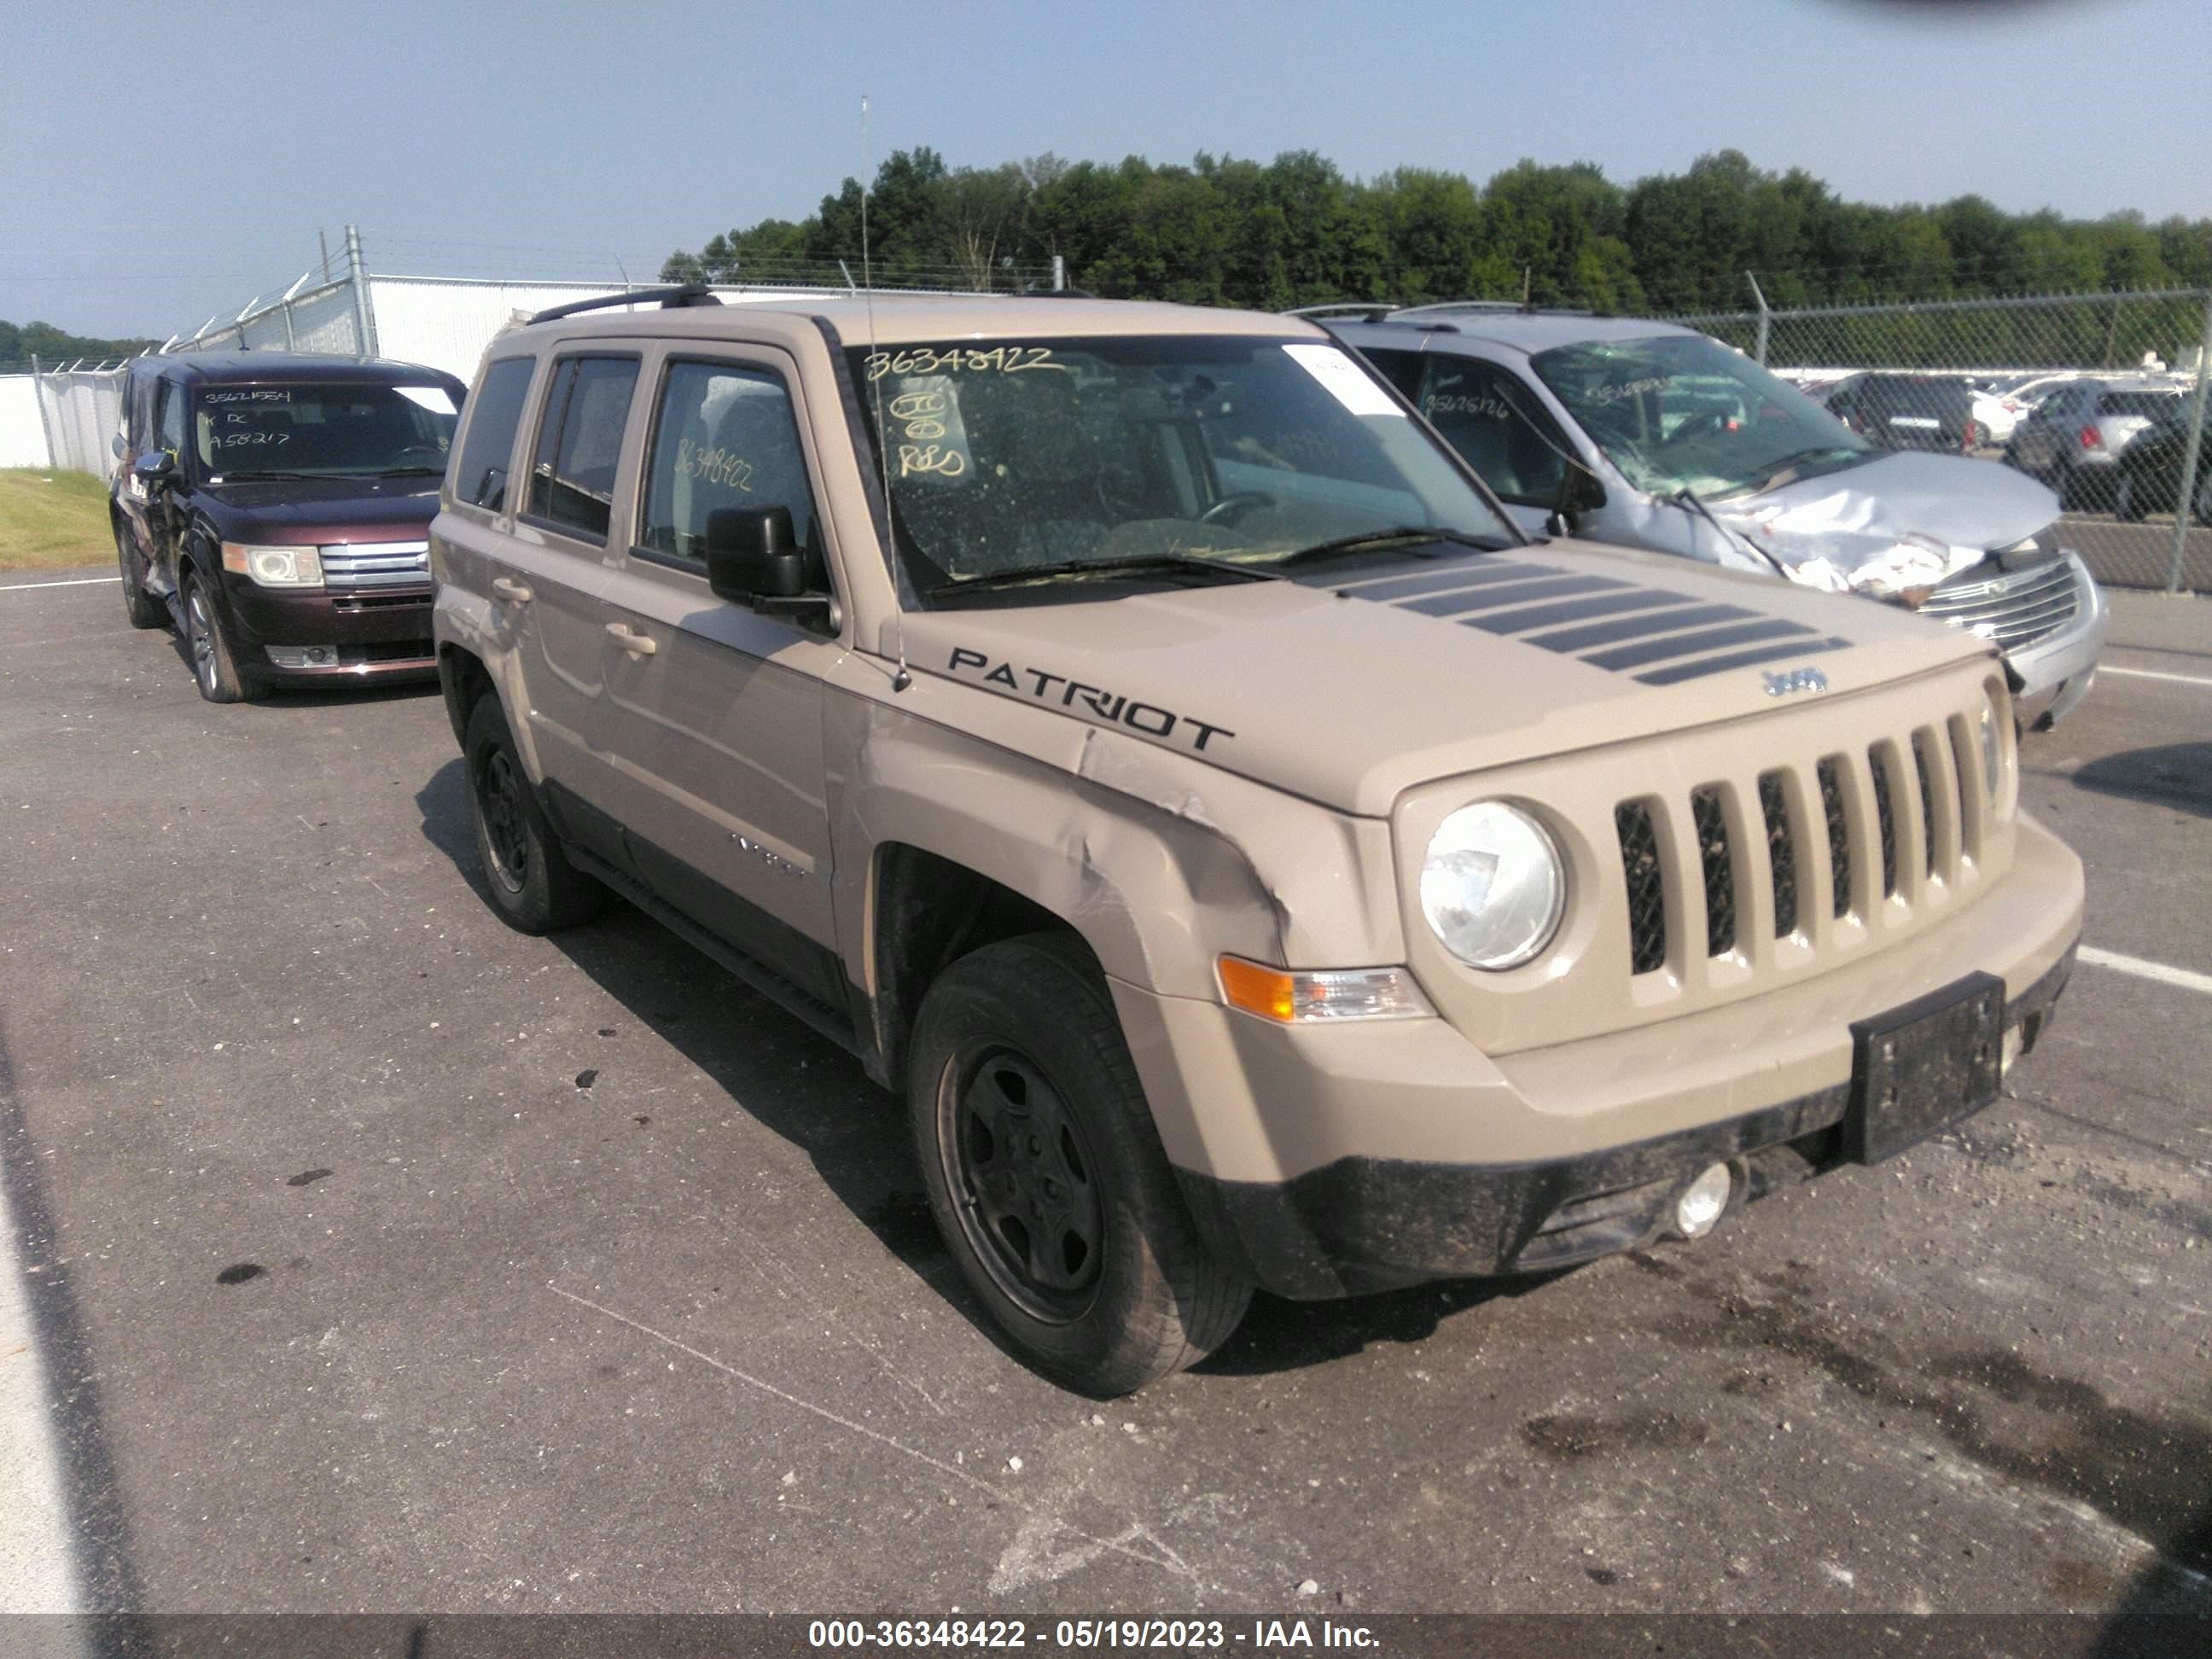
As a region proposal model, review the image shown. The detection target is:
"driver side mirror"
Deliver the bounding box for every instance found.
[132,450,178,491]
[1545,460,1606,537]
[707,505,806,602]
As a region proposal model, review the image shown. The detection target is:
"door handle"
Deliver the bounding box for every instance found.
[605,621,658,656]
[491,576,533,603]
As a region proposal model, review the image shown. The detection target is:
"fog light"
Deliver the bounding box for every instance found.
[1671,1162,1733,1239]
[266,644,337,668]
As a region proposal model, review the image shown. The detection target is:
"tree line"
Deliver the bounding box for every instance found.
[661,147,2212,317]
[0,318,157,374]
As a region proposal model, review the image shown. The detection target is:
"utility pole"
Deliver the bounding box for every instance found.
[1748,273,1773,367]
[2166,290,2212,593]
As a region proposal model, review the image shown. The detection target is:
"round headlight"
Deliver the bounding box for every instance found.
[1420,801,1566,970]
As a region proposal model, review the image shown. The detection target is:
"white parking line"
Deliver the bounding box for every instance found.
[2100,665,2212,689]
[0,1174,82,1613]
[0,577,120,593]
[2080,946,2212,997]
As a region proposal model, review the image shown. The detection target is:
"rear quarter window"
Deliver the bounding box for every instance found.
[451,357,537,513]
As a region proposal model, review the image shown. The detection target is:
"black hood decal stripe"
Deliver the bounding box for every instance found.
[1634,634,1851,685]
[1403,573,1629,616]
[1517,601,1751,649]
[1320,552,1855,684]
[1586,616,1816,672]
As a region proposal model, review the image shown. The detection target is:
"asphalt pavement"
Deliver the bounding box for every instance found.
[0,568,2205,1623]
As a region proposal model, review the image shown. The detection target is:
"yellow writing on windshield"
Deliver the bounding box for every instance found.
[676,437,755,492]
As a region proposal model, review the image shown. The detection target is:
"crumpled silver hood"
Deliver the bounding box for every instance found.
[1709,451,2059,598]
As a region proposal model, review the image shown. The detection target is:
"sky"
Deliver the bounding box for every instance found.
[3,0,2205,341]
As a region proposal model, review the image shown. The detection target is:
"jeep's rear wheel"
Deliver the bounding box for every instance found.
[909,932,1251,1396]
[115,520,166,630]
[463,696,606,933]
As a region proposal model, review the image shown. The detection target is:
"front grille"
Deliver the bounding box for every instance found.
[1613,721,1971,978]
[1690,788,1735,957]
[1919,555,2079,651]
[340,640,435,665]
[1818,758,1852,918]
[320,540,431,589]
[1870,750,1898,899]
[1758,771,1796,938]
[1616,801,1667,975]
[331,591,432,613]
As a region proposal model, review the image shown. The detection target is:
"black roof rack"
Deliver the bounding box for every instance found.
[527,284,722,325]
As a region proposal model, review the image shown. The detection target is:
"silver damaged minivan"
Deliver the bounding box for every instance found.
[1329,305,2107,729]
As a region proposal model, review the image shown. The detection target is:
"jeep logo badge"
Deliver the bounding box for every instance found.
[1762,667,1830,697]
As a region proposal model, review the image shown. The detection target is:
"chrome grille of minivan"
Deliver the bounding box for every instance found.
[1615,719,1976,975]
[1919,556,2079,651]
[320,540,431,588]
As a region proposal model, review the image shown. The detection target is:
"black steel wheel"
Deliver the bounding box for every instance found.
[462,696,605,933]
[909,932,1251,1395]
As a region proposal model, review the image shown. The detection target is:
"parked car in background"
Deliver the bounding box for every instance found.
[1326,306,2106,729]
[2112,405,2212,523]
[1969,386,2021,448]
[431,286,2081,1394]
[1818,373,1979,454]
[111,352,467,702]
[2005,378,2186,509]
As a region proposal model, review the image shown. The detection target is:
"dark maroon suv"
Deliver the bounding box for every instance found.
[110,352,468,701]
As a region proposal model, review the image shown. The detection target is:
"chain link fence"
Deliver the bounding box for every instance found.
[1670,288,2212,592]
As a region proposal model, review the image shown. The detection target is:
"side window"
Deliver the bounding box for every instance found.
[527,356,639,541]
[1417,358,1567,506]
[155,381,187,459]
[451,357,536,513]
[1359,346,1425,400]
[640,360,821,567]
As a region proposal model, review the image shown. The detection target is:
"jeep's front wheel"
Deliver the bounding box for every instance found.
[909,933,1251,1396]
[463,696,606,933]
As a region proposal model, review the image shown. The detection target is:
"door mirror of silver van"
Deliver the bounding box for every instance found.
[1545,460,1606,537]
[706,506,806,602]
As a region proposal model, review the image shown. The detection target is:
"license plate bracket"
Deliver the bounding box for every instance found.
[1845,973,2005,1164]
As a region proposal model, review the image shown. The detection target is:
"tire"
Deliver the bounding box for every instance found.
[2114,473,2145,522]
[114,519,166,630]
[1970,421,1991,450]
[462,695,606,933]
[181,572,262,702]
[909,932,1251,1396]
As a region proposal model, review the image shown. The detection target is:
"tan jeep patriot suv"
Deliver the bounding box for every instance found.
[431,287,2081,1395]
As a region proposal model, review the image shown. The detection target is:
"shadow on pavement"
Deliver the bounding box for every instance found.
[411,757,1544,1387]
[2070,742,2212,818]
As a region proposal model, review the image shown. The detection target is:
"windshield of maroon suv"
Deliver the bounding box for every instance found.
[191,382,459,481]
[845,335,1515,592]
[1528,333,1871,501]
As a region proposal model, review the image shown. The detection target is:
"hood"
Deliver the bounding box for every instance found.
[1709,451,2058,599]
[898,543,1989,816]
[198,474,441,543]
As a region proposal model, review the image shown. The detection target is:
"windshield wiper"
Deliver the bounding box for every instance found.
[930,552,1283,599]
[369,465,446,477]
[212,469,325,481]
[1742,445,1868,497]
[1673,488,1788,578]
[1268,525,1512,569]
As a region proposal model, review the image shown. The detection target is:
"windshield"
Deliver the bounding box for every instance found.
[2096,390,2184,421]
[845,335,1514,593]
[193,382,459,479]
[1528,334,1870,500]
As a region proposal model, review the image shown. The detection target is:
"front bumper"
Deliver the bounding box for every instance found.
[1112,816,2082,1300]
[220,574,438,682]
[1177,947,2070,1297]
